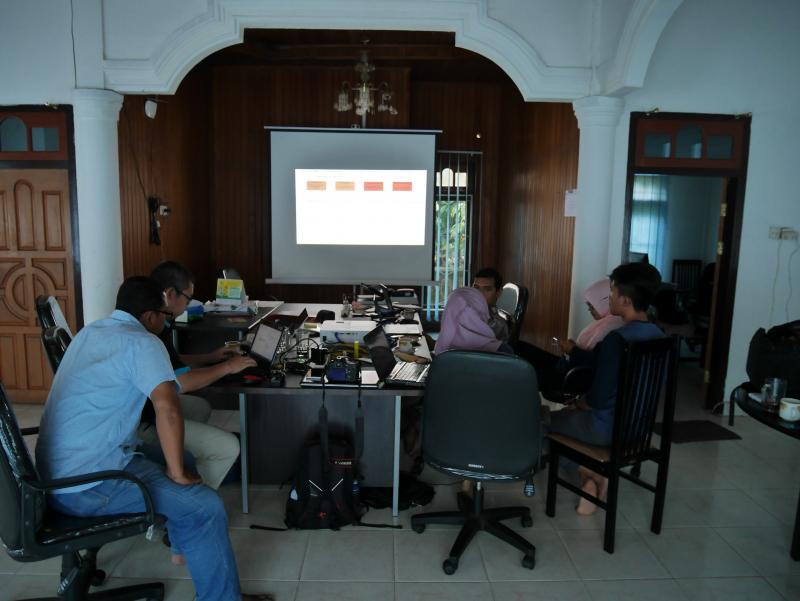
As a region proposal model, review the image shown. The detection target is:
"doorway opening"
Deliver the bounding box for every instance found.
[623,112,751,412]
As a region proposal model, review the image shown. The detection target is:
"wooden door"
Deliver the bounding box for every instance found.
[0,170,77,402]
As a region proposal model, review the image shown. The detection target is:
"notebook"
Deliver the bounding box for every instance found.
[363,326,429,388]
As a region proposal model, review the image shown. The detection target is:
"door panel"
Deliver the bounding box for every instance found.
[0,170,76,402]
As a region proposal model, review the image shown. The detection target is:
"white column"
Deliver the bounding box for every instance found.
[568,96,624,337]
[72,89,124,324]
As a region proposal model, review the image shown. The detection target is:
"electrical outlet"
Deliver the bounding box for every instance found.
[769,225,782,239]
[159,204,171,217]
[780,227,798,240]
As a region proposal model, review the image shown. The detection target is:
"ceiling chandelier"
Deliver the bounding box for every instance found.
[333,44,398,128]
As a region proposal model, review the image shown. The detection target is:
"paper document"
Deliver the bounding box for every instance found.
[385,323,423,335]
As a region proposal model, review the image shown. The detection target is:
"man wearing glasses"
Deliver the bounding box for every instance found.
[138,261,254,492]
[36,277,272,600]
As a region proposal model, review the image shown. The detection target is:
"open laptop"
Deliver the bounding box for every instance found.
[222,323,287,383]
[363,326,430,388]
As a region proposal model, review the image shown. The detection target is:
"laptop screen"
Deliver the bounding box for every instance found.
[363,326,397,380]
[250,324,283,364]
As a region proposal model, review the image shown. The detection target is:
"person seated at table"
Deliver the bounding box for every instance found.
[434,286,514,356]
[143,260,255,492]
[531,277,625,394]
[548,262,664,515]
[472,267,510,342]
[35,276,272,601]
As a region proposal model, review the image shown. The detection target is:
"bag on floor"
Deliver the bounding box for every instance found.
[358,472,435,511]
[746,320,800,396]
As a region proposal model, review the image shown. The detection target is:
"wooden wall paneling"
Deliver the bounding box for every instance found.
[496,100,578,350]
[410,80,504,270]
[118,66,213,297]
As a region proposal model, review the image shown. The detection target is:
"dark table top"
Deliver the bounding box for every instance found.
[733,383,800,440]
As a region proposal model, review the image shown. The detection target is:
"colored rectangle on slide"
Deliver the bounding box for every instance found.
[306,181,326,191]
[364,181,384,191]
[335,181,355,191]
[392,181,413,191]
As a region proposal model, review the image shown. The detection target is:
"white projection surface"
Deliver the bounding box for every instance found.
[269,128,437,284]
[295,169,427,246]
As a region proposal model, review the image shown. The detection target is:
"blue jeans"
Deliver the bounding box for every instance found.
[48,455,241,601]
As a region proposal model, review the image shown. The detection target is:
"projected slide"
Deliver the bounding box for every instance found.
[295,169,427,245]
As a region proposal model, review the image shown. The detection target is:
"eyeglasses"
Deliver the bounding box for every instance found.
[177,290,193,303]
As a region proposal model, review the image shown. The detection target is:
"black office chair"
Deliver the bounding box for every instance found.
[35,295,73,337]
[0,383,165,600]
[410,350,540,574]
[497,282,529,347]
[42,326,72,375]
[546,336,678,553]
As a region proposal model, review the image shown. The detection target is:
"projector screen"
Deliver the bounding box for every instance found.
[268,128,438,284]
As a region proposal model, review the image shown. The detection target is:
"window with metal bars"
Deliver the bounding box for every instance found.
[424,151,482,321]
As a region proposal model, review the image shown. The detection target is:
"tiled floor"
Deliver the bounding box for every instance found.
[4,364,800,600]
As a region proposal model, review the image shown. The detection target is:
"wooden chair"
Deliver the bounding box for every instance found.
[545,336,679,553]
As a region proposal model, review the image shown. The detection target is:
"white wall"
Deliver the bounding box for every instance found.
[607,0,800,402]
[0,1,75,104]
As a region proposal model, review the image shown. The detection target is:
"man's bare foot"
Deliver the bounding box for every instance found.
[576,476,599,516]
[171,553,186,566]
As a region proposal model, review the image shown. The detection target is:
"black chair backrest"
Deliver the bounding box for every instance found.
[611,336,678,465]
[672,259,702,292]
[422,350,541,478]
[0,384,44,553]
[497,282,529,346]
[42,326,72,374]
[35,295,57,330]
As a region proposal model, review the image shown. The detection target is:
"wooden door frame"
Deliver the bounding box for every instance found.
[0,105,83,330]
[622,111,751,411]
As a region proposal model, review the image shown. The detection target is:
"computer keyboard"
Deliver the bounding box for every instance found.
[391,361,429,383]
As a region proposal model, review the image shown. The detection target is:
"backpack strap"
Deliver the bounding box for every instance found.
[318,379,341,530]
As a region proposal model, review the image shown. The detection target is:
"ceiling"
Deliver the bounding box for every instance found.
[203,29,513,83]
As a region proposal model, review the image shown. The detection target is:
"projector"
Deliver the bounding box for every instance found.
[319,320,376,346]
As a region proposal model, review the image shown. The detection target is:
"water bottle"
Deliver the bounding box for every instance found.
[523,477,535,497]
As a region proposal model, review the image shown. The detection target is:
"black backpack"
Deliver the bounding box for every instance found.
[284,380,366,530]
[359,472,435,511]
[746,320,800,396]
[284,428,364,530]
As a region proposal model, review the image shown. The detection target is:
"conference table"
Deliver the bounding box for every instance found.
[178,302,428,518]
[733,383,800,561]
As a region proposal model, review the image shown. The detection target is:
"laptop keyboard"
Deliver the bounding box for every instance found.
[390,361,429,383]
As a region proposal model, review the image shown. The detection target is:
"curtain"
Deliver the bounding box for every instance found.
[629,175,668,274]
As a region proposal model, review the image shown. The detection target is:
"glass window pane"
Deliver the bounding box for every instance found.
[32,126,60,151]
[0,116,28,151]
[644,133,671,158]
[676,126,702,158]
[706,135,733,159]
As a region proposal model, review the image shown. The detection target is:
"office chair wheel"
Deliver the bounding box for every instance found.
[91,569,107,586]
[412,523,426,534]
[522,553,536,570]
[521,514,533,528]
[442,557,459,575]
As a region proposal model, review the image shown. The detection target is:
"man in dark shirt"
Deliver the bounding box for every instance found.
[472,267,510,342]
[138,261,255,492]
[549,262,664,515]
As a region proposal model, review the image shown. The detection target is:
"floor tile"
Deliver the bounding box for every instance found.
[98,577,197,601]
[715,527,800,577]
[221,485,287,529]
[676,576,785,600]
[639,527,757,578]
[241,580,300,601]
[295,581,393,601]
[744,488,798,526]
[108,536,191,580]
[558,529,669,580]
[396,581,492,601]
[2,573,62,600]
[301,531,394,581]
[766,575,800,601]
[394,530,487,582]
[584,578,690,601]
[619,488,706,529]
[678,489,785,528]
[229,528,309,581]
[491,580,590,601]
[479,528,577,581]
[544,497,633,531]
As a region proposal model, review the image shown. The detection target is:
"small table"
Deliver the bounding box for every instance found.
[733,383,800,560]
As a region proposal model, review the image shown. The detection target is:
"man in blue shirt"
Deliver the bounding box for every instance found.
[549,262,664,516]
[36,277,270,601]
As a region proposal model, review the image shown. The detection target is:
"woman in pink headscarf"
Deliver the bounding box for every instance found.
[434,287,513,356]
[559,278,625,355]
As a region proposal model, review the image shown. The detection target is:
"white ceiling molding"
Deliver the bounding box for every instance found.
[101,0,592,101]
[598,0,683,96]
